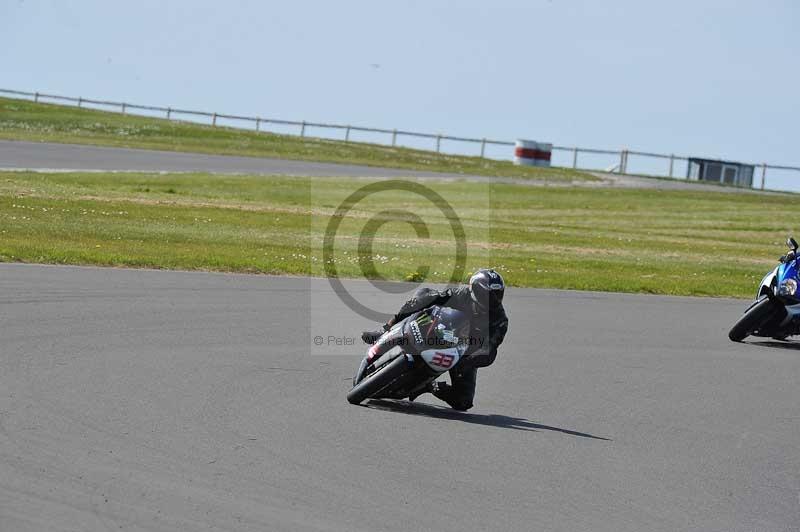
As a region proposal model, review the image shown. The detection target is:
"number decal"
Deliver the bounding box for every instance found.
[430,352,455,369]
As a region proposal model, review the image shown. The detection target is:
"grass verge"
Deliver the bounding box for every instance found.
[0,96,594,182]
[0,170,789,298]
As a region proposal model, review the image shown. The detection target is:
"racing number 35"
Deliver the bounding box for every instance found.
[431,352,455,369]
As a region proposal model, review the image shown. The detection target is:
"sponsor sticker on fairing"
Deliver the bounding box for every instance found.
[410,320,424,344]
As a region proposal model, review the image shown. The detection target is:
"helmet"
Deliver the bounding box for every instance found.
[469,269,505,311]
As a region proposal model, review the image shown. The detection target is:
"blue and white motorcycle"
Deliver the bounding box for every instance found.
[729,236,800,342]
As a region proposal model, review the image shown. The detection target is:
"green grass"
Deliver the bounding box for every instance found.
[0,170,792,298]
[0,96,593,182]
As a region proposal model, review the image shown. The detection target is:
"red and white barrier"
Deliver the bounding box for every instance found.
[514,140,552,167]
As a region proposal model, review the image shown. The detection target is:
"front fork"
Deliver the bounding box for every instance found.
[776,300,800,332]
[751,294,795,335]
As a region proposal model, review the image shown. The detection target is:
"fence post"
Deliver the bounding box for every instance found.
[25,89,782,181]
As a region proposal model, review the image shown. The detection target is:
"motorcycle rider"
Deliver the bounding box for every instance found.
[361,268,509,411]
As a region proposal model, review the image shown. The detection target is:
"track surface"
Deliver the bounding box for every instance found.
[1,263,798,531]
[0,140,762,192]
[0,140,477,179]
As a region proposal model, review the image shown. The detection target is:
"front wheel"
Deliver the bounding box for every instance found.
[347,354,409,405]
[728,296,782,342]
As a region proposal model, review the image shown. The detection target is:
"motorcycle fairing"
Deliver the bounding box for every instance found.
[419,346,463,373]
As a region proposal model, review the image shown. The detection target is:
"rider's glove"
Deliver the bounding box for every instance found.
[362,322,393,344]
[361,330,383,345]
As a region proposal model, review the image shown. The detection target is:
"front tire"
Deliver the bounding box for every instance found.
[728,296,781,342]
[347,354,409,405]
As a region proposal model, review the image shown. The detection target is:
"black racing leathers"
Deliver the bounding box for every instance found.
[387,286,509,371]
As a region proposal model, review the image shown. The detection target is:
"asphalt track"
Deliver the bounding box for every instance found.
[0,140,474,179]
[1,263,799,531]
[0,140,758,192]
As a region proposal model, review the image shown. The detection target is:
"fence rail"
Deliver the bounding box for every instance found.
[2,88,799,190]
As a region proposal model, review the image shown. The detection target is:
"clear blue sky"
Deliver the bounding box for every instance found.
[2,1,799,187]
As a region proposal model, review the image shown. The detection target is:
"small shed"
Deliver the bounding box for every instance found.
[687,158,755,188]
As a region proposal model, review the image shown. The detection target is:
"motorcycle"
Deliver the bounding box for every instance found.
[347,305,469,405]
[729,236,800,342]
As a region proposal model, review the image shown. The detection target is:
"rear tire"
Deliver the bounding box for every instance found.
[728,296,781,342]
[347,355,409,405]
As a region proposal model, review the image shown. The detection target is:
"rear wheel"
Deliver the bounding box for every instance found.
[728,296,783,342]
[347,354,409,405]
